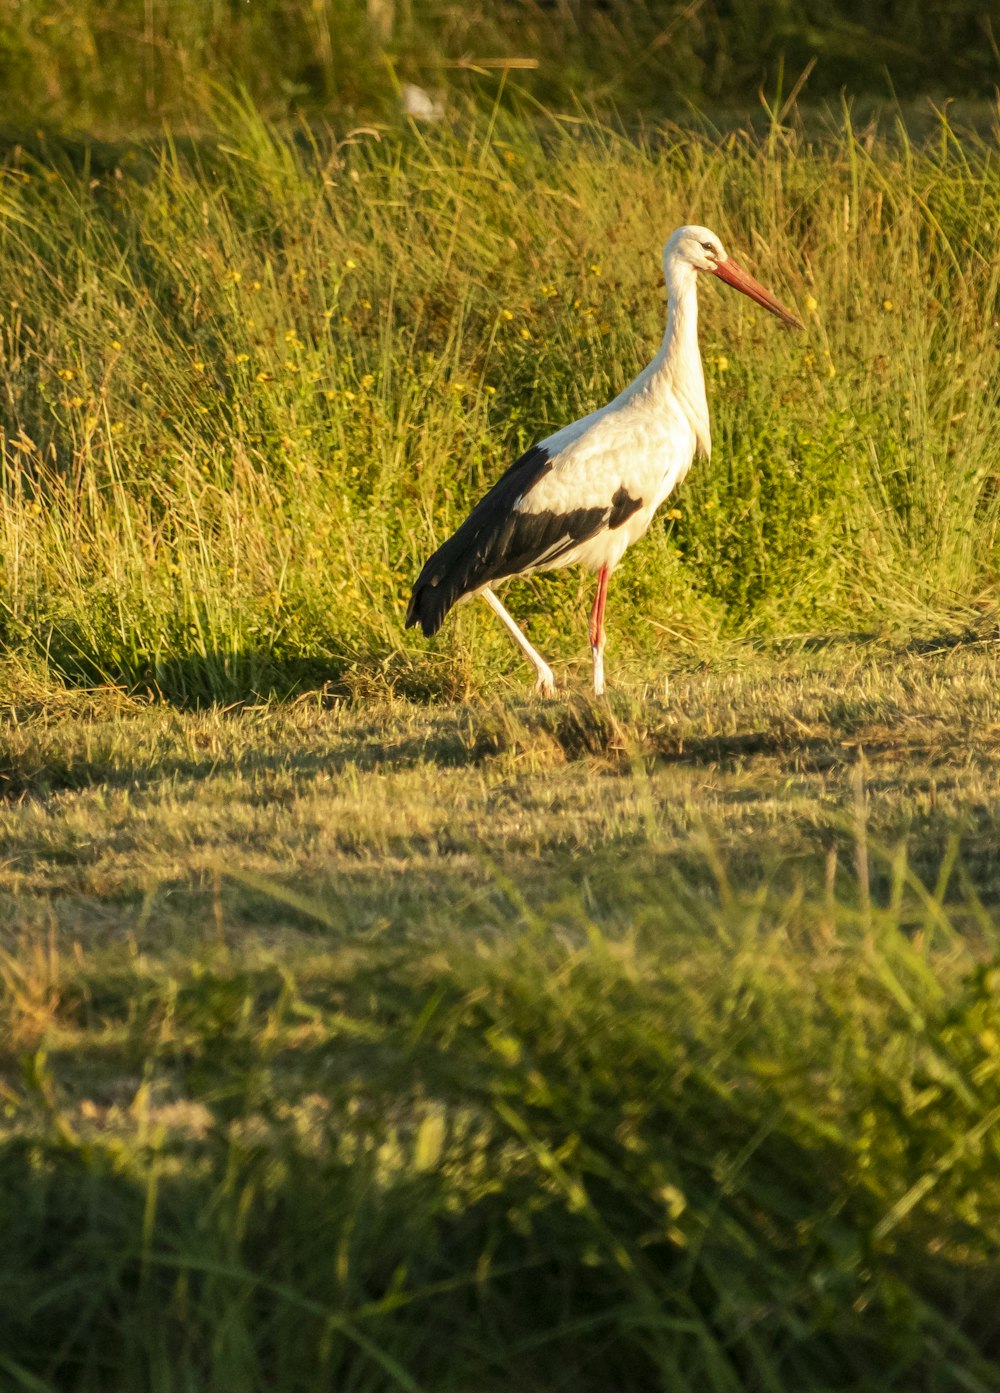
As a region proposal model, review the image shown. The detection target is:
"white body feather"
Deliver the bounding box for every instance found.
[504,238,710,579]
[406,222,800,695]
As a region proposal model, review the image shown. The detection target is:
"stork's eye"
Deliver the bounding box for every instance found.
[701,241,715,253]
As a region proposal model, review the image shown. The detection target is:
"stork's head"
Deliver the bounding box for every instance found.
[665,224,728,273]
[663,224,803,329]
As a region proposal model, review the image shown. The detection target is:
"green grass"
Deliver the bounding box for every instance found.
[2,644,1000,1390]
[2,91,1000,1391]
[0,0,995,135]
[0,100,998,705]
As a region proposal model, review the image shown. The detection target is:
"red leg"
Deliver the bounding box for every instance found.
[589,565,609,649]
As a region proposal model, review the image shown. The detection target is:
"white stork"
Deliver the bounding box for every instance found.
[405,224,802,695]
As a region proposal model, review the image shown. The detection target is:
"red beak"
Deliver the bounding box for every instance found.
[712,257,803,329]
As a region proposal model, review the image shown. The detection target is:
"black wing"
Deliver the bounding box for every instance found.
[405,443,638,638]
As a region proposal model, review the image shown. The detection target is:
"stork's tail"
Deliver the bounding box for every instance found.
[405,443,556,638]
[404,560,468,638]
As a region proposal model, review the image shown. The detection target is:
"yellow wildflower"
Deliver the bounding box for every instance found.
[234,352,250,364]
[57,368,75,381]
[882,298,894,311]
[666,507,682,520]
[500,309,514,322]
[804,294,819,313]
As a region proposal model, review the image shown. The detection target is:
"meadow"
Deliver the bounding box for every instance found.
[1,90,1000,1390]
[1,99,998,702]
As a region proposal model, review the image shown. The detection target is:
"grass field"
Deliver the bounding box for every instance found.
[2,91,1000,1390]
[3,643,1000,1388]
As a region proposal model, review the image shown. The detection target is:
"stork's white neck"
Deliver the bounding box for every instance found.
[624,258,711,459]
[661,258,700,369]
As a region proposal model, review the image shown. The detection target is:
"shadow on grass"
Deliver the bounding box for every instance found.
[0,674,983,803]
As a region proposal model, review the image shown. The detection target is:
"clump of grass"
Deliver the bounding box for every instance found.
[1,837,999,1391]
[0,100,997,703]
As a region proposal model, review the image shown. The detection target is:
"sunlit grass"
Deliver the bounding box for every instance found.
[0,99,997,703]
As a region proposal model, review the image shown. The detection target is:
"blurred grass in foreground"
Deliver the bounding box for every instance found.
[2,819,999,1389]
[0,99,998,704]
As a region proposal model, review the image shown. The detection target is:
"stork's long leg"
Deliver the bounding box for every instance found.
[589,565,610,696]
[482,587,555,696]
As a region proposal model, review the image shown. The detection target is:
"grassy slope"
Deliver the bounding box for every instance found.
[0,105,998,703]
[2,645,1000,1390]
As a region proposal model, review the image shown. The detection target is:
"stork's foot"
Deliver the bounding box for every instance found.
[533,664,556,697]
[589,566,610,699]
[591,646,605,697]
